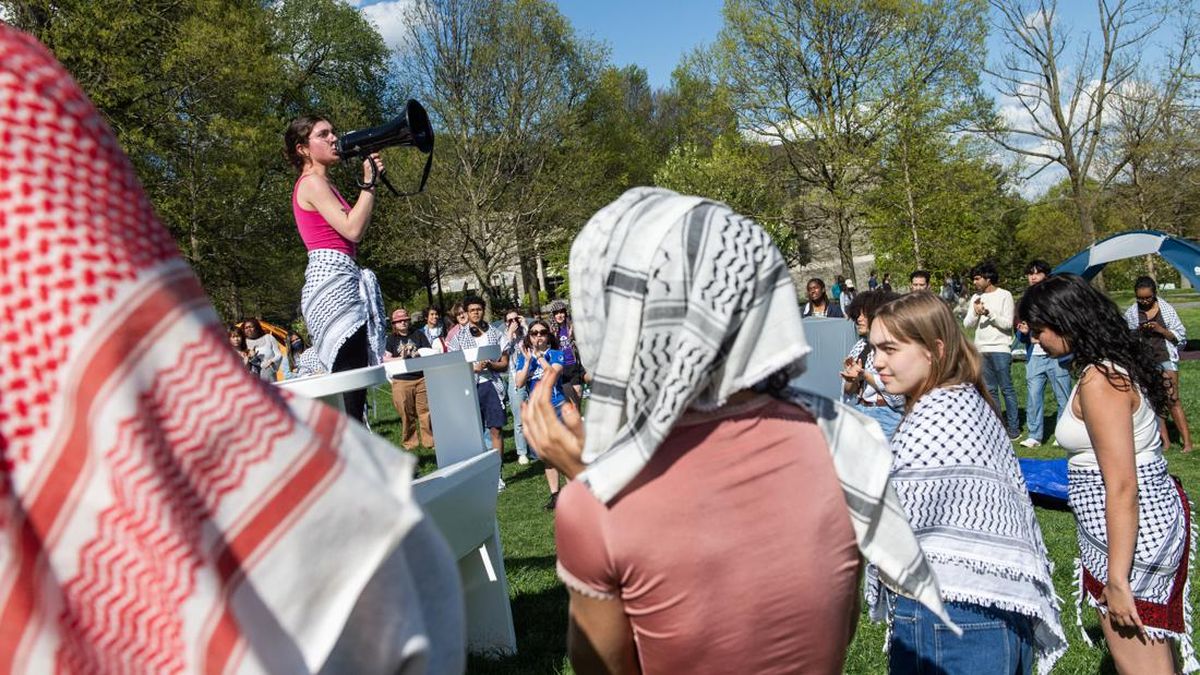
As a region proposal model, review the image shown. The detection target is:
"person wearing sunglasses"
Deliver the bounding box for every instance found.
[1125,276,1191,453]
[514,320,566,509]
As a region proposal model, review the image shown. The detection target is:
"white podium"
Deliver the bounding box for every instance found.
[791,317,858,400]
[276,345,517,656]
[382,345,500,468]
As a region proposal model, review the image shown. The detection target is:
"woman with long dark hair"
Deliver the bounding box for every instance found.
[514,319,566,509]
[870,292,1066,674]
[284,115,386,421]
[1019,274,1195,674]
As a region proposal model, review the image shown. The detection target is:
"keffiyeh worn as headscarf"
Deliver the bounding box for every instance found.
[569,188,812,503]
[0,27,459,673]
[569,187,955,632]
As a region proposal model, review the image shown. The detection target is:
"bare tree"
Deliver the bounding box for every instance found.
[388,0,599,312]
[985,0,1197,250]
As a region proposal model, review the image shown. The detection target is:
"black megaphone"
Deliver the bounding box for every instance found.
[335,99,434,196]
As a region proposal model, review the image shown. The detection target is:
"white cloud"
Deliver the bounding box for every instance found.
[359,0,415,52]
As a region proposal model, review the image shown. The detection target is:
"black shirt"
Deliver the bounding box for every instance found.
[386,331,431,380]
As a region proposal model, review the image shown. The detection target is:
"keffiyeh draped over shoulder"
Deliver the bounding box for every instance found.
[568,187,954,630]
[0,27,458,673]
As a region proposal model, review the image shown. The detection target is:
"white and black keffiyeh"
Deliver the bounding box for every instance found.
[301,248,387,371]
[1070,458,1198,671]
[568,187,954,632]
[873,384,1067,673]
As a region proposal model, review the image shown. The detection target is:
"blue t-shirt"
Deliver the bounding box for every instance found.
[515,349,566,408]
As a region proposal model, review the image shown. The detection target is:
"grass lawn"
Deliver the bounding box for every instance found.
[364,288,1200,674]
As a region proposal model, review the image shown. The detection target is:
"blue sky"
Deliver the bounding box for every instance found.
[553,0,725,89]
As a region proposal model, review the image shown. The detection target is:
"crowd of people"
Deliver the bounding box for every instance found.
[515,193,1198,674]
[263,108,1200,672]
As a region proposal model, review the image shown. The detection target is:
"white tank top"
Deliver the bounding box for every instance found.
[1055,362,1162,469]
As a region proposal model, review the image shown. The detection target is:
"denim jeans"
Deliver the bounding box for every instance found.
[981,351,1019,436]
[890,596,1033,675]
[1024,353,1072,442]
[505,373,529,457]
[854,403,903,439]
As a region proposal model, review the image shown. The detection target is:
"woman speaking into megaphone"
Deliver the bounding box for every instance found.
[284,115,388,422]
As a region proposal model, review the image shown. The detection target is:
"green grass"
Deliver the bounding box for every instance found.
[364,288,1200,674]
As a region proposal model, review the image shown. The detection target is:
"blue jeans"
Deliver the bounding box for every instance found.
[855,403,903,439]
[890,596,1033,675]
[982,351,1019,436]
[505,373,529,457]
[1025,354,1071,442]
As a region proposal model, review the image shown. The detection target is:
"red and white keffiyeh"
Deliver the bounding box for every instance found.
[0,27,455,673]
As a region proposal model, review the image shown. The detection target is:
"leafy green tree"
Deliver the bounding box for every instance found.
[5,0,394,322]
[868,136,1023,278]
[654,135,809,265]
[716,0,989,285]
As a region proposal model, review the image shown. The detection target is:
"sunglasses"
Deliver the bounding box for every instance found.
[529,329,549,336]
[391,318,410,324]
[506,317,521,323]
[469,325,484,337]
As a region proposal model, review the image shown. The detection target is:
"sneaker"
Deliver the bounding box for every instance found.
[497,477,506,493]
[1019,437,1042,449]
[517,454,530,465]
[544,492,559,511]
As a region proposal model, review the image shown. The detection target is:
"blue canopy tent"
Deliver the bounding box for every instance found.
[1053,229,1200,288]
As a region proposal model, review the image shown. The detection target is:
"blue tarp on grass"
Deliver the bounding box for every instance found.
[1019,458,1069,508]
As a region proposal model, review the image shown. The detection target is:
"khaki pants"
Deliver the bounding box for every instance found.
[391,377,434,450]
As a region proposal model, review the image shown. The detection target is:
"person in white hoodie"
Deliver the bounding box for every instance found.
[964,261,1020,438]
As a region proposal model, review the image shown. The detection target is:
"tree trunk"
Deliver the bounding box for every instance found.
[901,140,923,268]
[835,208,857,287]
[422,260,435,307]
[536,254,549,303]
[1073,180,1104,291]
[434,260,445,309]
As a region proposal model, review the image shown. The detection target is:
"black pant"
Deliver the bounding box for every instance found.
[333,324,369,422]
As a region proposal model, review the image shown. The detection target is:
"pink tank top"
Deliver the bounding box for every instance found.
[293,175,356,257]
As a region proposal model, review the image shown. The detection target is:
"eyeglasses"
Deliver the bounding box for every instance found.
[391,318,410,324]
[529,329,549,336]
[506,317,520,323]
[1136,296,1156,304]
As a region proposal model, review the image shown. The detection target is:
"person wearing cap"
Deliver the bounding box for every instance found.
[383,307,434,450]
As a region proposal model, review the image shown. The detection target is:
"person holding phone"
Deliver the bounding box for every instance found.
[514,319,566,509]
[503,310,533,464]
[285,115,387,422]
[1125,276,1190,453]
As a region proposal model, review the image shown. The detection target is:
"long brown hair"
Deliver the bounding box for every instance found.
[872,292,992,413]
